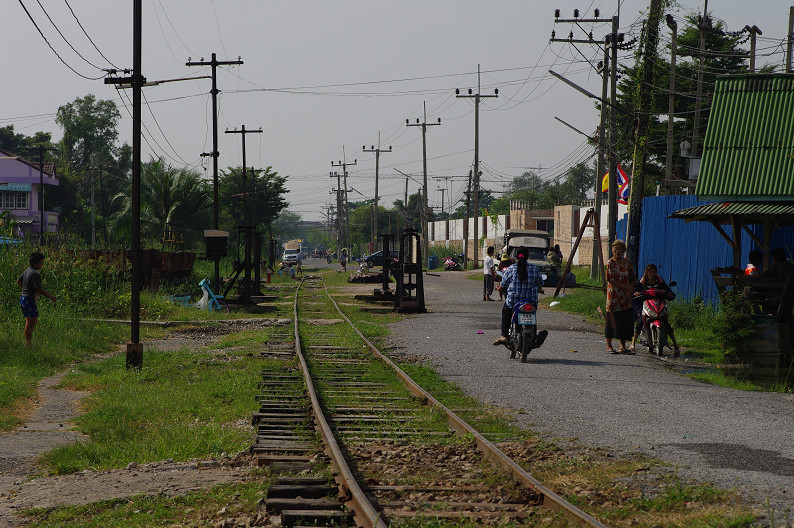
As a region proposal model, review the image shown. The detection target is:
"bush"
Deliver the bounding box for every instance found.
[714,290,757,358]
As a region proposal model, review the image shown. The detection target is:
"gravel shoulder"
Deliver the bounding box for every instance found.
[387,270,794,519]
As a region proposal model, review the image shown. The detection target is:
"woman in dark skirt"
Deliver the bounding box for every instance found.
[604,239,635,353]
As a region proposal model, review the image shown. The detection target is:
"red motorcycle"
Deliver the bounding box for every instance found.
[639,283,676,356]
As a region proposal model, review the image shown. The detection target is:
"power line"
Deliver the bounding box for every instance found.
[33,0,106,71]
[63,0,119,69]
[16,0,106,80]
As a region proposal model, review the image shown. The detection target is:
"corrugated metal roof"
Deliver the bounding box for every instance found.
[695,74,794,201]
[670,201,794,224]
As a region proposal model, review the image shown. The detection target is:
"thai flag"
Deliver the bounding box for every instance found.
[600,164,630,204]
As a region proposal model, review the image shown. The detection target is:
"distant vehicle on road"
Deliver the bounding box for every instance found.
[501,229,558,286]
[357,249,399,268]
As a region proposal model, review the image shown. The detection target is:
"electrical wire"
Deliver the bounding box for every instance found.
[17,0,106,80]
[63,0,119,69]
[33,0,106,71]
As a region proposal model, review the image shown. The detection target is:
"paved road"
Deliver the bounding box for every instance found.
[386,270,794,517]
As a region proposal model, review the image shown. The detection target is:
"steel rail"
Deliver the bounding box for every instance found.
[292,277,387,528]
[323,279,610,528]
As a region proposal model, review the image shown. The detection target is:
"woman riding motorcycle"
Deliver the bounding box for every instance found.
[630,263,681,357]
[492,246,543,347]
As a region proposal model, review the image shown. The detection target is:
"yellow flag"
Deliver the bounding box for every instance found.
[601,172,609,192]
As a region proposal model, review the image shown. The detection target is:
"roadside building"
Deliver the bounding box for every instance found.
[0,148,59,236]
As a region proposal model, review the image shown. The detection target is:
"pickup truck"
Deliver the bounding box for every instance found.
[501,229,558,286]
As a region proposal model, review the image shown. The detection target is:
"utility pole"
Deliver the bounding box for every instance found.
[463,170,473,269]
[744,25,763,72]
[96,164,108,242]
[331,157,356,252]
[691,0,709,160]
[456,67,497,268]
[665,14,678,192]
[363,135,391,249]
[788,6,794,73]
[26,145,58,237]
[188,53,243,293]
[437,187,446,217]
[551,8,618,250]
[329,172,342,253]
[626,0,663,267]
[104,0,143,369]
[225,125,262,305]
[406,102,441,264]
[608,16,620,247]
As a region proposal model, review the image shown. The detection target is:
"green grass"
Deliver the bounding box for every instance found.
[42,344,262,474]
[0,310,131,430]
[25,480,270,528]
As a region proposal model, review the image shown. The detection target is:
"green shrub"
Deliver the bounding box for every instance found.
[715,290,757,358]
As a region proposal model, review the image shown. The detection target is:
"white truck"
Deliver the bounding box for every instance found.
[281,240,303,264]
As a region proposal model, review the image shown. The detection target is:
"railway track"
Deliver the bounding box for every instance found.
[252,275,608,527]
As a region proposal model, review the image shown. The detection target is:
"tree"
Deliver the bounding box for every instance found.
[55,95,131,239]
[218,166,289,242]
[271,210,303,242]
[615,9,749,177]
[109,157,211,247]
[0,126,55,155]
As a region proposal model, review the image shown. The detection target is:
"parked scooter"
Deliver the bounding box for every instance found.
[639,282,677,356]
[326,254,332,264]
[443,254,464,270]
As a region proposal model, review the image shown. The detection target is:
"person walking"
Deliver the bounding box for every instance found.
[493,247,543,346]
[496,254,511,301]
[604,240,634,354]
[340,249,347,272]
[16,251,56,346]
[483,246,496,301]
[296,250,303,275]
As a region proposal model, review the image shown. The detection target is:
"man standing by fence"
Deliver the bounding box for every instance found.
[483,246,496,301]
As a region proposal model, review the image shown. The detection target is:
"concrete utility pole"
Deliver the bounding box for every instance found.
[463,170,473,269]
[593,44,609,280]
[406,102,441,264]
[363,134,391,249]
[189,53,242,292]
[225,125,262,305]
[104,0,144,368]
[456,67,497,268]
[329,172,342,253]
[788,6,794,73]
[691,0,709,160]
[331,157,356,252]
[665,14,678,190]
[437,187,446,217]
[744,25,763,72]
[551,8,614,270]
[26,145,58,237]
[626,0,663,267]
[608,16,620,247]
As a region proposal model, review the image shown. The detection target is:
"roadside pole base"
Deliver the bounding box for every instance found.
[126,343,143,369]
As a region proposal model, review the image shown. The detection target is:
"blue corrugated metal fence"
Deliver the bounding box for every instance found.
[636,195,794,303]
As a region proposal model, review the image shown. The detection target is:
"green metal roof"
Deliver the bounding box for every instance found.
[669,201,794,225]
[696,74,794,201]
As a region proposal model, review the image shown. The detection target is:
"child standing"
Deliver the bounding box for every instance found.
[16,251,56,345]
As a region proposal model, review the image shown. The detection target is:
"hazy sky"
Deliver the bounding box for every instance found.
[3,1,791,221]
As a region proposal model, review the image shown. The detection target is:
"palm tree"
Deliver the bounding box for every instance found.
[109,157,212,247]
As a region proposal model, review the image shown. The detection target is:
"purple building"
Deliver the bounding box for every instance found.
[0,148,59,235]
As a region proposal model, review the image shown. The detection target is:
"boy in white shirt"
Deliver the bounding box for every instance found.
[483,246,496,301]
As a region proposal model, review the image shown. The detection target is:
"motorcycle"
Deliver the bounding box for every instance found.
[505,300,549,362]
[639,282,677,356]
[326,254,332,264]
[443,254,464,271]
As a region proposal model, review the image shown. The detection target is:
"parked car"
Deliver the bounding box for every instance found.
[357,250,399,267]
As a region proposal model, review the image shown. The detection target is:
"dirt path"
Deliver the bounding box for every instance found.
[0,340,255,525]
